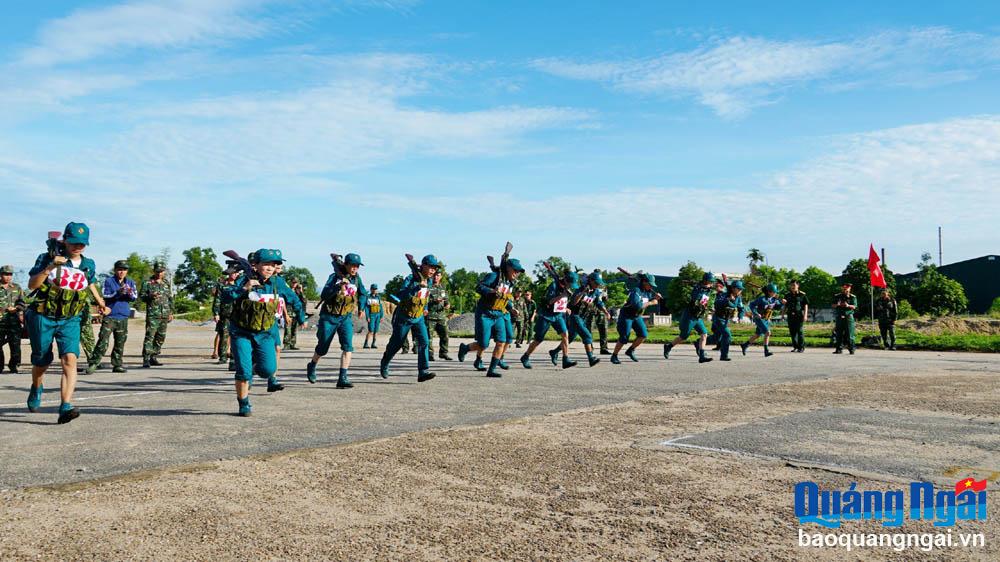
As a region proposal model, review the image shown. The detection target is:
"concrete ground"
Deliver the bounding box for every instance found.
[0,321,996,560]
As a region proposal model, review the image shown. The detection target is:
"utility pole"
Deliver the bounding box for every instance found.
[881,248,885,269]
[938,226,943,266]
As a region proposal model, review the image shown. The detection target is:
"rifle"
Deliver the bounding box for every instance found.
[543,261,567,289]
[330,253,346,275]
[46,231,64,261]
[403,253,420,277]
[222,250,259,283]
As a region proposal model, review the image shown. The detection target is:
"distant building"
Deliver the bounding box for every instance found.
[896,255,999,314]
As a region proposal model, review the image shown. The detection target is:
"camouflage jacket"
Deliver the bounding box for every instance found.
[426,284,449,319]
[212,280,236,318]
[140,279,173,318]
[0,282,25,328]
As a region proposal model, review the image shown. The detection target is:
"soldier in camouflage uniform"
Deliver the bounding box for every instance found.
[510,290,526,349]
[88,260,137,373]
[140,263,173,367]
[78,291,96,371]
[584,274,611,354]
[0,265,25,372]
[516,291,536,346]
[284,277,307,350]
[213,268,239,366]
[425,270,451,360]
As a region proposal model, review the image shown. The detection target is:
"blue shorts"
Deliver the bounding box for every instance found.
[367,314,382,333]
[270,322,283,349]
[25,309,82,366]
[678,311,707,339]
[315,312,355,355]
[616,315,648,341]
[567,314,593,345]
[503,313,514,344]
[474,311,506,348]
[754,318,771,336]
[533,314,567,342]
[231,325,278,382]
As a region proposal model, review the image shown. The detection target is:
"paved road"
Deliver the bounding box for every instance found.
[1,323,997,489]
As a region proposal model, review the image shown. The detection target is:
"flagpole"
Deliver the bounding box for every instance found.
[870,279,875,333]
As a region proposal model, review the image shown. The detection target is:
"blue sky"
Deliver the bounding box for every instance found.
[1,0,997,287]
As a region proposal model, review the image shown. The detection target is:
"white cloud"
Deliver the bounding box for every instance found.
[532,28,1000,117]
[17,0,281,66]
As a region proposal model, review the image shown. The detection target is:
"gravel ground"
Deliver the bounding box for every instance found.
[0,368,996,561]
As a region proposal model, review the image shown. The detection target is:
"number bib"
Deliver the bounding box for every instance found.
[249,291,278,303]
[552,297,569,313]
[342,283,358,297]
[48,267,89,292]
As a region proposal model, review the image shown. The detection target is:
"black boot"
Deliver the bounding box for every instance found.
[142,356,151,368]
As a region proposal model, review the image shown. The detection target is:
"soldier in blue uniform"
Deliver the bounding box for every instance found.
[220,249,306,417]
[379,255,440,382]
[306,253,368,389]
[713,280,747,361]
[25,223,112,424]
[458,258,525,378]
[363,284,384,349]
[518,270,577,370]
[609,273,660,364]
[663,272,716,363]
[549,272,608,367]
[740,283,785,357]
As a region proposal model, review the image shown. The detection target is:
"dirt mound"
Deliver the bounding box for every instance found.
[897,316,1000,335]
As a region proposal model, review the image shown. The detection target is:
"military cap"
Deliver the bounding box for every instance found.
[0,265,13,274]
[506,258,525,272]
[113,260,130,270]
[641,272,656,286]
[63,222,90,245]
[765,283,779,294]
[421,255,441,267]
[702,271,715,283]
[566,271,580,290]
[344,253,363,266]
[256,249,285,264]
[729,280,745,290]
[589,272,606,286]
[152,261,167,273]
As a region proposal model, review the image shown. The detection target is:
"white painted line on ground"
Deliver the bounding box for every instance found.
[0,384,228,408]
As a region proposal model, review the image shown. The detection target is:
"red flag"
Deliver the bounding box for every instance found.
[868,244,886,288]
[955,478,988,494]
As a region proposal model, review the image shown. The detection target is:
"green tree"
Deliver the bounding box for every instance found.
[174,247,223,303]
[840,259,897,319]
[799,266,838,317]
[604,281,627,308]
[384,275,406,303]
[665,261,704,316]
[897,299,917,319]
[911,269,968,316]
[285,266,319,300]
[446,268,483,314]
[988,296,1000,318]
[746,248,765,273]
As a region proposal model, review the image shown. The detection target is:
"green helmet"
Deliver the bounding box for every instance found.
[766,283,778,294]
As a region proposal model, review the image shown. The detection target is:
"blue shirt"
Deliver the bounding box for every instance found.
[320,272,369,314]
[749,296,784,320]
[221,273,306,326]
[622,287,656,318]
[102,276,138,319]
[714,292,745,322]
[29,253,97,285]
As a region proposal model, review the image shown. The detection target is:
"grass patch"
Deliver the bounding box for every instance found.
[449,323,1000,352]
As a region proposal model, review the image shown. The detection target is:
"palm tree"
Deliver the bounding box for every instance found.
[747,248,765,273]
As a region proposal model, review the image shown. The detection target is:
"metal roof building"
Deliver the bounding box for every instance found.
[896,255,999,314]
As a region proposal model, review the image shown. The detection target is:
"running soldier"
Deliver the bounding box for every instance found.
[663,272,716,364]
[306,253,368,389]
[363,284,384,349]
[379,254,440,382]
[740,283,785,357]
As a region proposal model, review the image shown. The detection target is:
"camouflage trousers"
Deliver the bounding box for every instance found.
[80,316,96,362]
[144,315,169,359]
[425,316,449,356]
[284,321,298,349]
[0,324,21,369]
[216,315,231,361]
[91,317,129,368]
[585,312,610,351]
